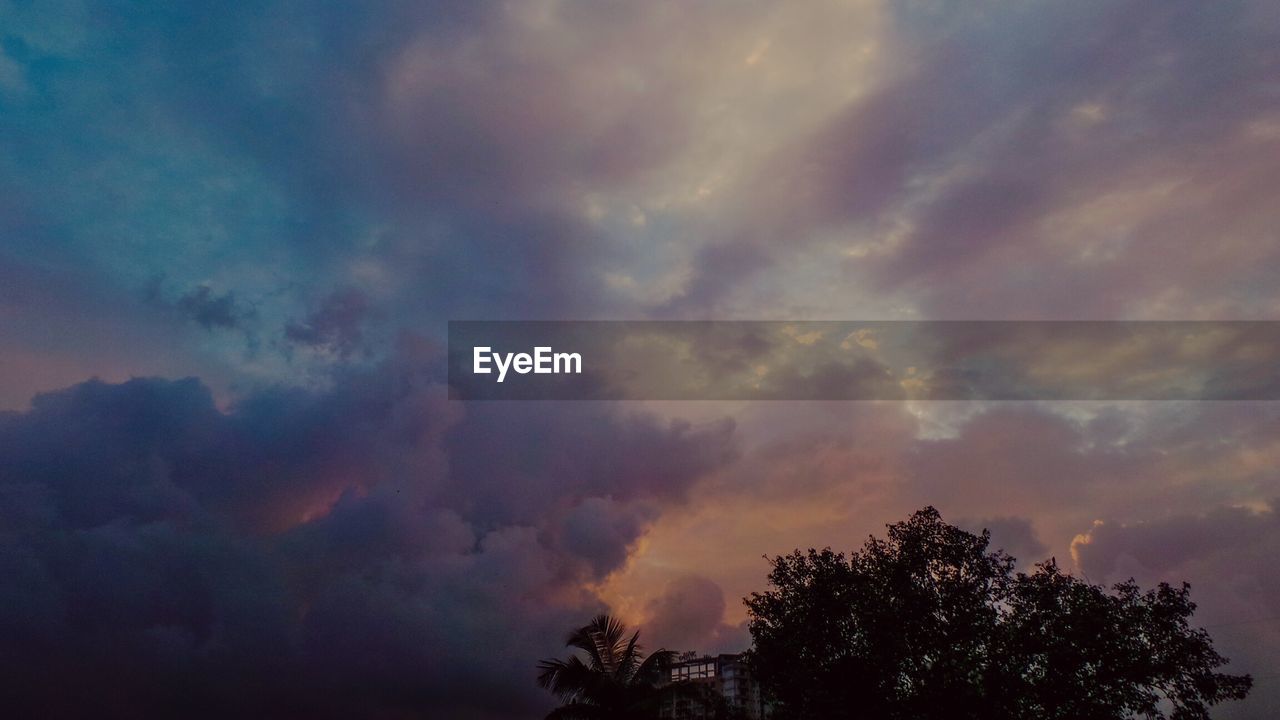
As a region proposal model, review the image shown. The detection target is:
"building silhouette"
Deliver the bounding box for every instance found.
[661,651,767,719]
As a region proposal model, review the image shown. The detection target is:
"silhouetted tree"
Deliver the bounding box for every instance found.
[536,615,672,719]
[745,507,1251,720]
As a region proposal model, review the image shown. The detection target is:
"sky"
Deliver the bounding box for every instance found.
[1,0,1279,717]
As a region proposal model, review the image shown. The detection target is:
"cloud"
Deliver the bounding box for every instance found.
[558,497,658,578]
[173,285,254,331]
[1071,504,1280,586]
[0,358,737,718]
[957,515,1050,568]
[284,287,375,358]
[649,1,1280,319]
[644,574,750,655]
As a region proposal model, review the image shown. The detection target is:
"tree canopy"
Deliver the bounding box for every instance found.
[744,507,1251,719]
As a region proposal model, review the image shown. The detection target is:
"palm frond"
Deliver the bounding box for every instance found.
[634,647,676,685]
[567,614,629,673]
[536,655,597,701]
[540,615,672,717]
[619,629,643,680]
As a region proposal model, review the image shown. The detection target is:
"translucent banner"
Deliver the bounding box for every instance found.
[448,321,1280,401]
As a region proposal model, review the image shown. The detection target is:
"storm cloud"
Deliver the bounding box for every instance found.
[0,360,736,718]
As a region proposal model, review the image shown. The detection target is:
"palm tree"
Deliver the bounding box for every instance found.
[536,614,687,719]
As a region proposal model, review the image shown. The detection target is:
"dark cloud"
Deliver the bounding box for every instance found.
[1070,503,1280,717]
[284,287,375,358]
[558,497,658,578]
[0,358,736,718]
[445,404,736,533]
[1073,504,1280,585]
[167,284,255,331]
[958,516,1050,567]
[645,575,750,655]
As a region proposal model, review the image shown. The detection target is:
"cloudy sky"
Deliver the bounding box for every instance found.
[2,1,1279,717]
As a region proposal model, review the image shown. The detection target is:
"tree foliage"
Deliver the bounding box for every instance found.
[744,507,1251,719]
